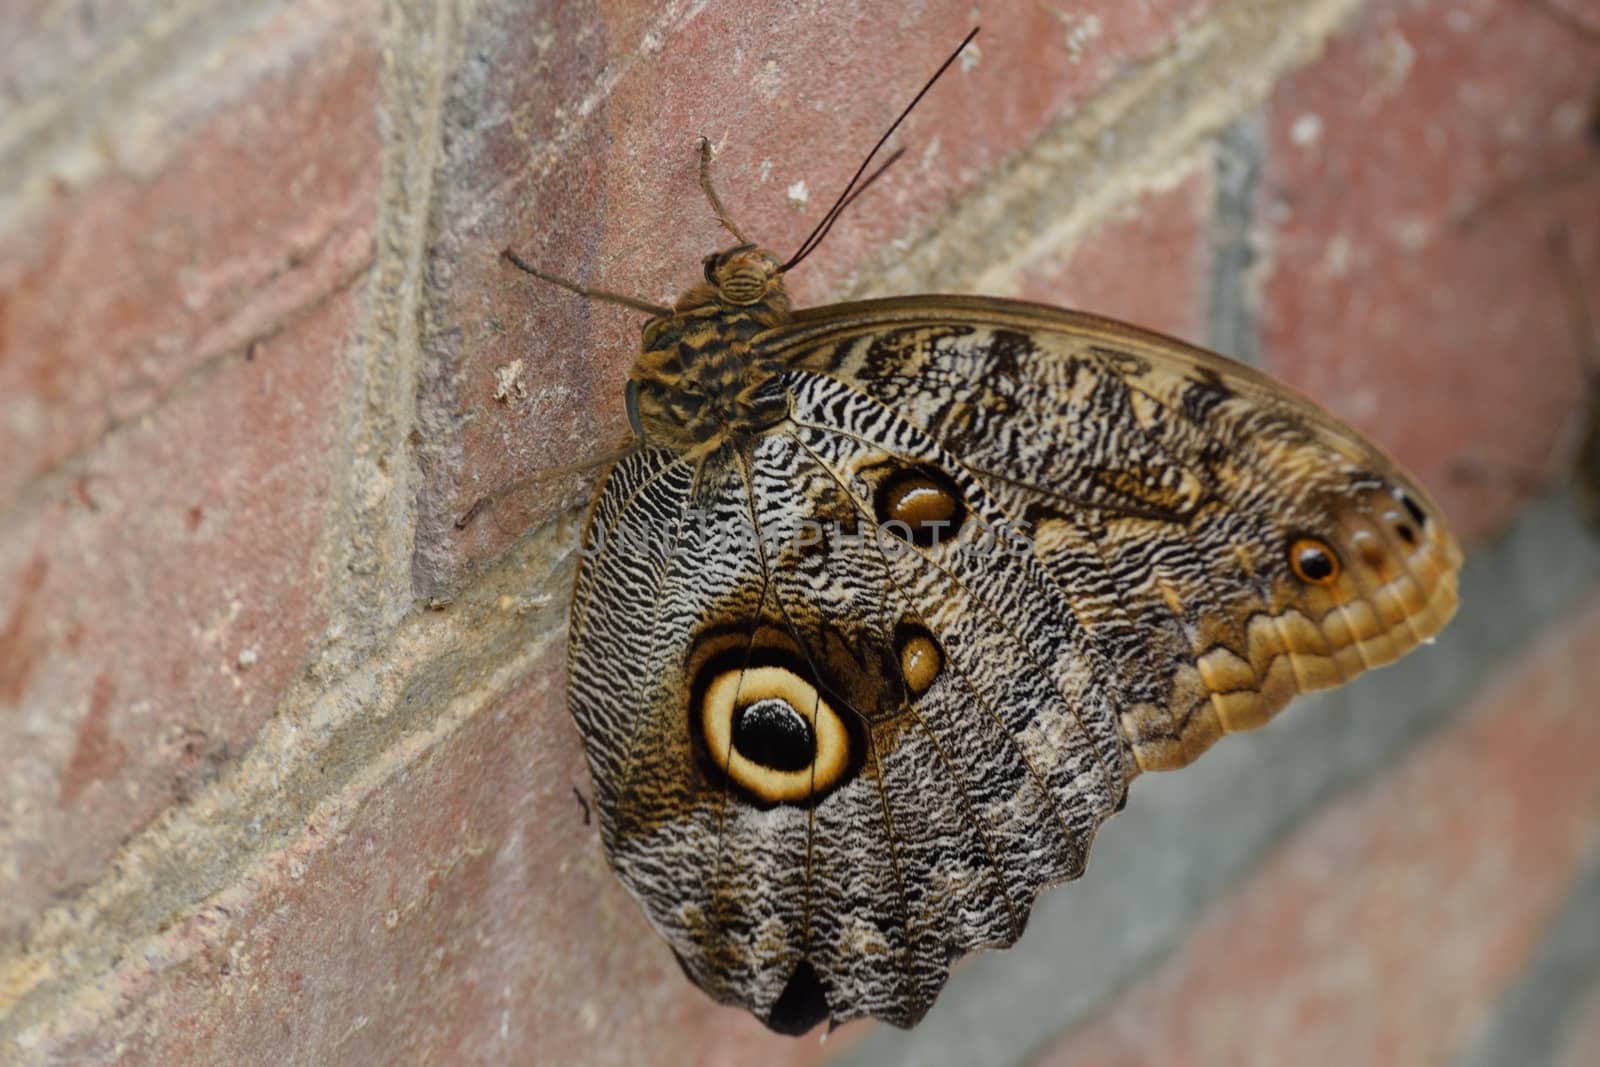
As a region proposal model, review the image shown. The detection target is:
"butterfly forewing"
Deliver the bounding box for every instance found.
[770,297,1461,769]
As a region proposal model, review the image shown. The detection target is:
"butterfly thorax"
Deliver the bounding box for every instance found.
[629,245,793,455]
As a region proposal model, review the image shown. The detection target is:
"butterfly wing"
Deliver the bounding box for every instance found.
[770,295,1462,770]
[566,296,1461,1033]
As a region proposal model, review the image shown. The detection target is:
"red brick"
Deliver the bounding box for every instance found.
[0,1,381,502]
[1032,590,1600,1067]
[1260,0,1600,542]
[0,1,381,940]
[1011,162,1214,343]
[426,0,1221,595]
[0,288,356,942]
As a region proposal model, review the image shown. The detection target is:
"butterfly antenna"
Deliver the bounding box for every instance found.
[501,249,672,317]
[780,26,979,273]
[789,148,908,266]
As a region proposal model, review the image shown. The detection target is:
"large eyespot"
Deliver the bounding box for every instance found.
[874,465,966,547]
[894,622,943,697]
[1288,536,1341,585]
[698,665,856,805]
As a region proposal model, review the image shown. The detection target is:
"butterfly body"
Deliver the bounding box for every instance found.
[561,242,1461,1034]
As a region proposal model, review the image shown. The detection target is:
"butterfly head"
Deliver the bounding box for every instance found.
[700,244,788,308]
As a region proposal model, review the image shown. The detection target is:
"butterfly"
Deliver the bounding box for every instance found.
[513,29,1462,1035]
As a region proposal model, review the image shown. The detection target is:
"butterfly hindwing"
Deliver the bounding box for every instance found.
[569,366,1144,1029]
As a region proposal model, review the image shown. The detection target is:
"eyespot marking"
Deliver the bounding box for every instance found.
[875,465,966,547]
[1395,488,1428,528]
[1289,536,1341,585]
[688,632,865,807]
[1351,528,1387,569]
[894,623,944,697]
[732,698,815,772]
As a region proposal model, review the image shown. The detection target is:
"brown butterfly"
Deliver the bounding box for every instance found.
[509,29,1461,1034]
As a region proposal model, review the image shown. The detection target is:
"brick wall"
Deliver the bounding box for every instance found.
[1,0,1597,1064]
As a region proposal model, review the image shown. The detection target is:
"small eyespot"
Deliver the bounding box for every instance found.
[1395,522,1418,546]
[894,623,944,697]
[1395,489,1428,528]
[1289,536,1341,585]
[875,466,966,547]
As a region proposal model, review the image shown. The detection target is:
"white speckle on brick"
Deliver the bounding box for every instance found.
[517,594,552,614]
[493,359,526,403]
[1292,113,1323,146]
[1555,100,1591,138]
[1321,235,1352,278]
[1054,12,1103,62]
[236,647,257,671]
[1371,30,1415,99]
[787,180,808,208]
[754,56,783,100]
[1393,217,1430,251]
[1341,386,1380,421]
[960,40,982,71]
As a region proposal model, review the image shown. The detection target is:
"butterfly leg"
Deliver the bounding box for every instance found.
[698,138,752,245]
[499,248,671,317]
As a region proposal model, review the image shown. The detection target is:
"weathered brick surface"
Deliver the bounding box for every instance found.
[0,2,380,941]
[4,0,1600,1063]
[1030,589,1600,1067]
[425,0,1221,597]
[0,290,357,941]
[0,1,381,502]
[1260,0,1600,542]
